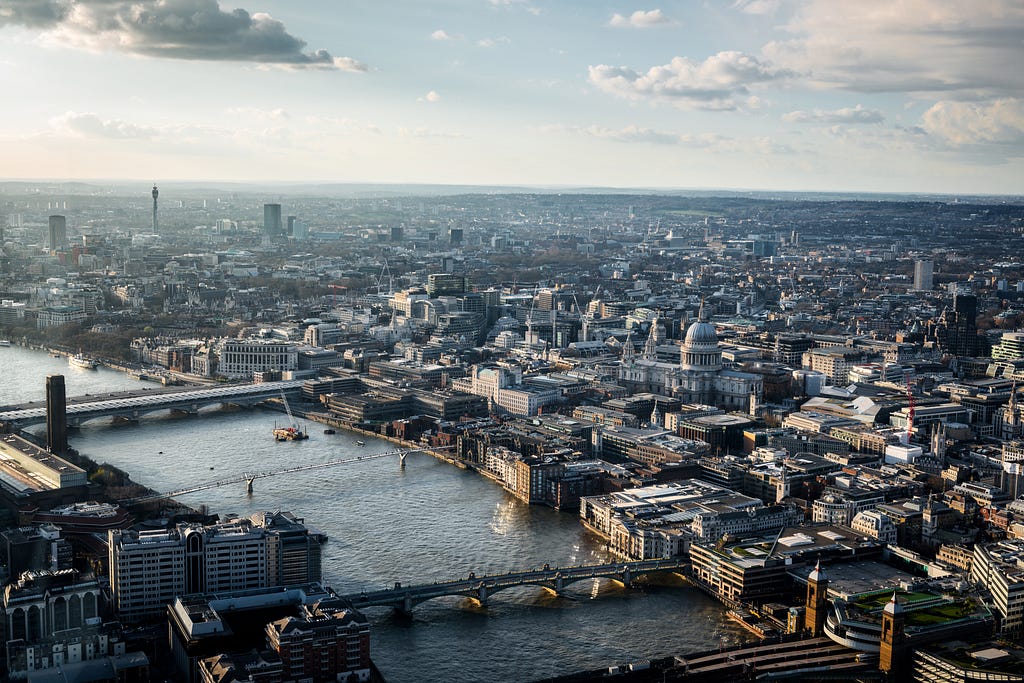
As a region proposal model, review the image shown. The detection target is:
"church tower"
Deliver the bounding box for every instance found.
[879,592,906,677]
[804,559,829,636]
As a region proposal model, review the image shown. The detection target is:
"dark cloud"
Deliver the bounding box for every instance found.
[0,0,365,70]
[0,0,67,28]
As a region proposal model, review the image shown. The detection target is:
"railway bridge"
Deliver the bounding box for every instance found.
[0,380,305,429]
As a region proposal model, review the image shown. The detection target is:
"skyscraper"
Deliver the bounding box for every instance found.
[48,215,67,252]
[46,374,68,455]
[151,184,159,233]
[914,259,933,291]
[264,203,283,238]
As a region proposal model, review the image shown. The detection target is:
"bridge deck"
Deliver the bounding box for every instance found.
[0,380,305,425]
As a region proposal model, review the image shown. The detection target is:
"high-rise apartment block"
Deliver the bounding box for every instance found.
[48,215,67,252]
[913,259,933,291]
[263,203,282,238]
[109,512,323,623]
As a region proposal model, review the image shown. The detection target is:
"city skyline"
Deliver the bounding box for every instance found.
[0,0,1022,195]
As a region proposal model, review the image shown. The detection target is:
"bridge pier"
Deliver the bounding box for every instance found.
[621,567,632,588]
[554,576,564,595]
[477,585,488,606]
[398,594,414,616]
[246,477,256,494]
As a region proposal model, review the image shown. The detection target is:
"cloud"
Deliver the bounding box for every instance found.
[763,0,1024,98]
[431,29,452,41]
[331,57,368,72]
[608,9,673,28]
[50,111,158,139]
[1,0,364,70]
[418,90,441,103]
[225,107,290,121]
[541,123,793,154]
[0,0,67,28]
[921,98,1024,147]
[783,104,884,124]
[588,51,792,110]
[398,127,463,139]
[477,36,509,48]
[732,0,779,14]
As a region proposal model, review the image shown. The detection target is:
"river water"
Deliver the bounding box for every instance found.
[0,345,746,682]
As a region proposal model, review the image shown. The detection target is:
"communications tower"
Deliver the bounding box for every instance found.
[151,184,159,232]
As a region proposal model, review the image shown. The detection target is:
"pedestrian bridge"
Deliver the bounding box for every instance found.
[0,380,306,428]
[339,557,690,614]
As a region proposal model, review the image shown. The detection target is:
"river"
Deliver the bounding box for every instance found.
[0,344,747,682]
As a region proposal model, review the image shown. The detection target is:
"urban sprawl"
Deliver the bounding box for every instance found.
[1,185,1024,682]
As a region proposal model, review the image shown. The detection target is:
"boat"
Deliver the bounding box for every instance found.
[0,340,11,347]
[323,428,336,435]
[274,424,309,441]
[273,391,309,441]
[355,440,365,446]
[69,353,98,370]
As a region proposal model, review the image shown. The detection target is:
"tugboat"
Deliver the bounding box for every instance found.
[323,428,336,435]
[355,440,366,447]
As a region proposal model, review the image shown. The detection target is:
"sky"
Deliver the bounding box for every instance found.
[0,0,1022,194]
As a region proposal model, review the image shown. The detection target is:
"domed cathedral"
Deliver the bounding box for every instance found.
[617,301,763,412]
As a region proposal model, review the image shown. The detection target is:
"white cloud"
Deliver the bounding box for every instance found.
[397,127,463,138]
[608,9,673,28]
[50,111,158,139]
[225,107,290,121]
[477,36,510,48]
[540,123,793,154]
[332,57,368,72]
[763,0,1024,97]
[921,98,1024,147]
[431,29,452,41]
[588,51,792,110]
[783,104,884,124]
[418,90,442,103]
[733,0,780,14]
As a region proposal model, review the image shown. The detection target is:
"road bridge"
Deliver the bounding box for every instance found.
[339,557,690,614]
[122,447,449,503]
[0,380,306,428]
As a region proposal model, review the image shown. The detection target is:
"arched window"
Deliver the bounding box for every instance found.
[11,607,26,641]
[83,592,97,620]
[27,605,42,640]
[69,594,82,628]
[53,596,67,632]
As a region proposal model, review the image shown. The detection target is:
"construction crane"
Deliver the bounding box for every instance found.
[903,370,916,444]
[327,283,346,308]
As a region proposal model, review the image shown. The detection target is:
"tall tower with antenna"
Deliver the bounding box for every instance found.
[151,184,159,233]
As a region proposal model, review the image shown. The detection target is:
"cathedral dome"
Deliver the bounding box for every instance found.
[684,319,718,345]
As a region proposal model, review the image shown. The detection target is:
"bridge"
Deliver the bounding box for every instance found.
[0,380,306,428]
[122,447,450,504]
[339,557,690,614]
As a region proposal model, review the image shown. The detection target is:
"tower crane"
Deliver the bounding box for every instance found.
[903,370,916,444]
